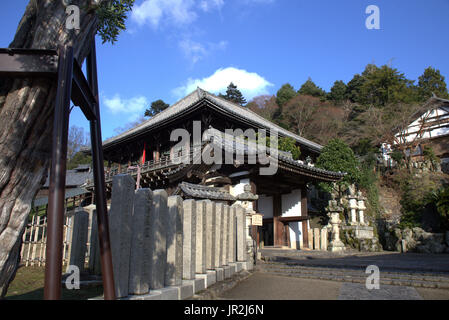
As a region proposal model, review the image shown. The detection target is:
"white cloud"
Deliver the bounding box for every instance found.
[179,39,228,64]
[199,0,225,12]
[103,94,149,121]
[131,0,205,28]
[131,0,273,28]
[244,0,275,4]
[173,67,274,101]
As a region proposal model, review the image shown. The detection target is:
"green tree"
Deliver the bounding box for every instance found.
[67,152,92,170]
[435,186,449,231]
[278,137,301,160]
[327,80,347,104]
[417,67,449,100]
[276,83,296,107]
[346,74,365,103]
[0,0,135,297]
[144,99,170,117]
[359,64,416,106]
[298,77,326,98]
[316,139,361,196]
[219,82,247,106]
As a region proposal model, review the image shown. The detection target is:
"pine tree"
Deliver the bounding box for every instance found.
[219,82,247,106]
[328,80,348,104]
[276,83,297,107]
[144,99,170,117]
[418,67,449,100]
[298,77,326,98]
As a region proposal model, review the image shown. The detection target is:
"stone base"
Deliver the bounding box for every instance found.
[343,225,374,240]
[178,281,195,299]
[159,287,180,300]
[215,268,224,281]
[234,262,244,272]
[329,240,346,252]
[236,261,253,271]
[196,273,216,289]
[183,279,205,294]
[124,291,162,300]
[228,263,237,275]
[223,265,231,279]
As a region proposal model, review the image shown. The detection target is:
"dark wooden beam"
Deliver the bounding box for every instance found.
[71,58,97,121]
[273,193,283,247]
[0,48,58,77]
[278,216,309,223]
[301,187,309,249]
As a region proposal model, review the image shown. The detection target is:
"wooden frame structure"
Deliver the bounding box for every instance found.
[0,39,115,300]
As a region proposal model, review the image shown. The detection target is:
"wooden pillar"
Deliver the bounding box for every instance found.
[154,144,160,162]
[250,181,258,212]
[250,182,258,248]
[301,187,309,249]
[273,194,283,247]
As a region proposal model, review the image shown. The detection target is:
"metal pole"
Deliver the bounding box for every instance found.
[86,38,116,300]
[44,46,73,300]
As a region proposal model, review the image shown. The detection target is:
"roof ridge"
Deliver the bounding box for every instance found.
[205,92,323,150]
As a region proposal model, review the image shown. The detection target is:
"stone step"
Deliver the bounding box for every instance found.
[257,263,449,289]
[261,255,449,275]
[260,262,449,280]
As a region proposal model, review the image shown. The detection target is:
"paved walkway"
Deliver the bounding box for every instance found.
[218,272,449,300]
[217,250,449,300]
[260,249,449,274]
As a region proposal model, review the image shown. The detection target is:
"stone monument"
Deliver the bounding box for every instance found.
[327,198,345,253]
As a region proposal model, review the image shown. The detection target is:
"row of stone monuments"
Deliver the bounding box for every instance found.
[67,174,252,300]
[312,186,379,253]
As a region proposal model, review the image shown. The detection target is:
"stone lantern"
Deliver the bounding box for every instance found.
[327,199,345,252]
[348,185,358,226]
[236,184,259,265]
[357,191,367,226]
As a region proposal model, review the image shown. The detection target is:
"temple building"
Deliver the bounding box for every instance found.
[87,88,344,249]
[381,95,449,173]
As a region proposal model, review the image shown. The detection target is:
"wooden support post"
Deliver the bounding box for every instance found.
[273,194,283,247]
[44,45,73,300]
[301,187,309,249]
[86,40,116,300]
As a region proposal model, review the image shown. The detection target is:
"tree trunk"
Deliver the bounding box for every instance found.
[0,0,98,298]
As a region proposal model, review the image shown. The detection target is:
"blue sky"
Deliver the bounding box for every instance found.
[1,0,449,140]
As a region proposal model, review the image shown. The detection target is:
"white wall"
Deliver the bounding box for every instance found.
[281,189,302,217]
[230,178,250,197]
[396,107,449,143]
[288,222,303,249]
[257,195,273,219]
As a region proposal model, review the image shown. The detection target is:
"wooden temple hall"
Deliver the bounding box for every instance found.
[86,88,344,249]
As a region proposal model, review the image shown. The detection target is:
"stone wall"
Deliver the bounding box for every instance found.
[383,227,449,254]
[84,174,252,300]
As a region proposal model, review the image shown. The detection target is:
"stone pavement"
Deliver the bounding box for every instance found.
[260,249,449,273]
[218,272,449,300]
[216,249,449,300]
[338,283,422,300]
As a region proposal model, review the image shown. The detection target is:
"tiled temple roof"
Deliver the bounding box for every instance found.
[100,88,323,153]
[175,182,236,201]
[43,165,92,188]
[205,129,345,181]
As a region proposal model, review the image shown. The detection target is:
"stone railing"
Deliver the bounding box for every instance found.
[70,174,252,300]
